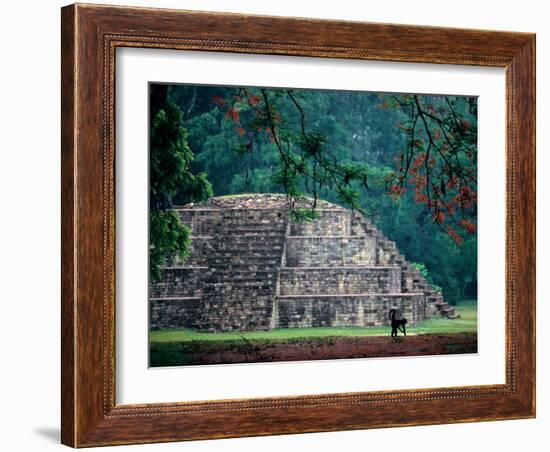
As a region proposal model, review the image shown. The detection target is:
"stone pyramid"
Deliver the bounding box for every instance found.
[150,194,457,332]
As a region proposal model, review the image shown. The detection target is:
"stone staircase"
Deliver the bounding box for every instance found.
[351,213,459,319]
[196,209,287,331]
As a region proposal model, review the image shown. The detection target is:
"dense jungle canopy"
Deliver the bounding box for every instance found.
[149,83,478,303]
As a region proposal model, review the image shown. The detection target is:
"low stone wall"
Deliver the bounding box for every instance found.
[150,297,202,329]
[149,267,205,299]
[190,297,276,332]
[279,267,401,295]
[276,293,425,328]
[285,236,377,267]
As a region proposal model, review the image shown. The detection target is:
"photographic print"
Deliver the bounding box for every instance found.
[148,83,478,367]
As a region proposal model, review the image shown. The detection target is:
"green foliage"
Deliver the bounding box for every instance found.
[149,210,192,281]
[411,262,443,293]
[150,101,212,204]
[289,207,320,222]
[149,85,212,280]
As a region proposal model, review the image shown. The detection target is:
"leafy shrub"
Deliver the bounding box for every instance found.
[410,262,443,294]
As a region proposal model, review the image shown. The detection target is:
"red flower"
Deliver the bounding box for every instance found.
[389,184,405,197]
[211,95,224,106]
[459,219,477,234]
[433,211,445,224]
[226,108,240,123]
[447,226,463,245]
[248,95,261,106]
[458,119,471,134]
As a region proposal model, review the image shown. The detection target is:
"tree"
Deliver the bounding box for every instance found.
[213,87,373,219]
[382,94,477,244]
[149,84,212,280]
[159,84,478,302]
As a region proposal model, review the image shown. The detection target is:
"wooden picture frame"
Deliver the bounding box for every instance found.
[61,3,535,447]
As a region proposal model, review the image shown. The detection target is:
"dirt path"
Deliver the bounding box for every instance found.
[150,333,477,367]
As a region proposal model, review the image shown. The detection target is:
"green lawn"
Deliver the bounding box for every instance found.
[150,300,477,343]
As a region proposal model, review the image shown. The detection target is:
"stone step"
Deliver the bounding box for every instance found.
[211,244,284,250]
[210,234,284,241]
[279,266,402,295]
[378,239,396,250]
[434,302,460,319]
[215,231,285,237]
[204,272,279,280]
[219,223,286,228]
[445,312,461,319]
[177,213,220,235]
[149,296,202,301]
[213,231,284,242]
[277,292,424,299]
[209,247,283,254]
[205,288,275,296]
[204,277,278,285]
[209,248,283,255]
[209,251,283,256]
[440,308,457,318]
[212,239,284,246]
[208,258,282,266]
[428,296,444,303]
[215,230,285,236]
[220,219,287,227]
[215,250,285,255]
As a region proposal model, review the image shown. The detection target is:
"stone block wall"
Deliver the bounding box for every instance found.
[289,209,351,235]
[285,236,376,267]
[150,297,202,329]
[276,294,425,328]
[176,208,220,236]
[149,267,204,298]
[279,267,401,295]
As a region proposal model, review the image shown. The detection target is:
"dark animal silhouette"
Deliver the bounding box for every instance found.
[389,309,407,337]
